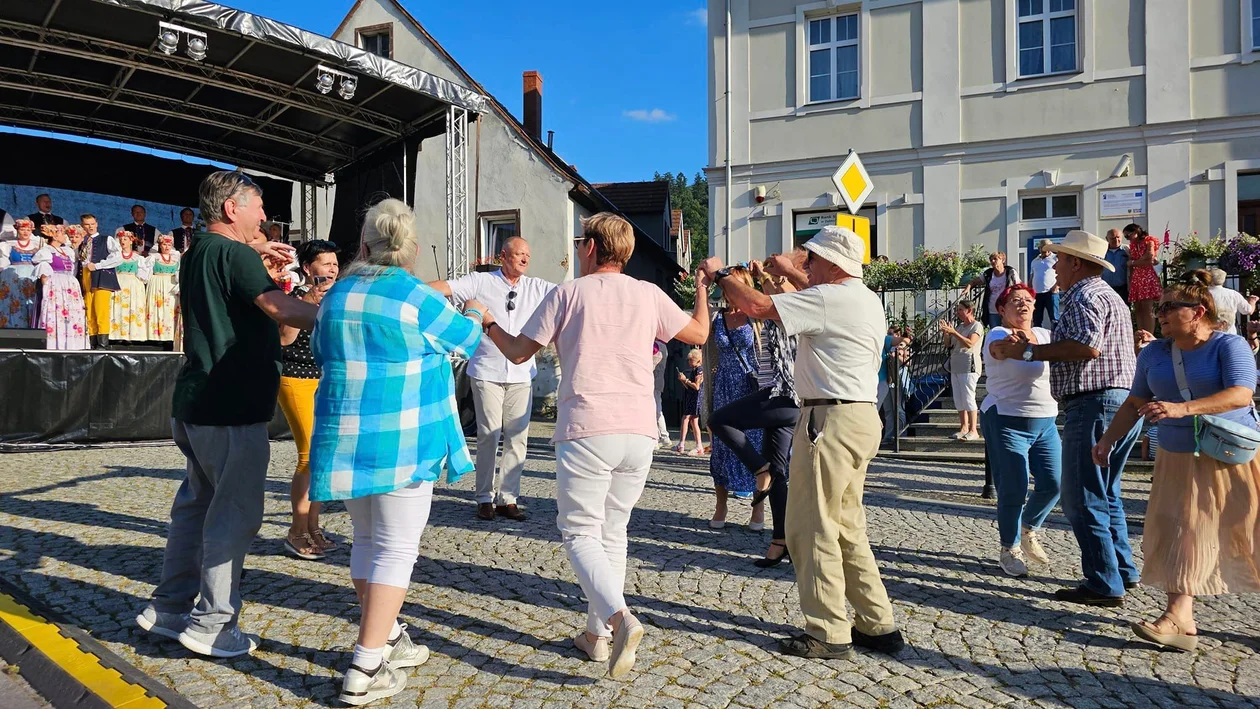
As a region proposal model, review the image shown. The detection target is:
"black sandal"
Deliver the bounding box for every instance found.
[754,541,791,568]
[751,469,775,507]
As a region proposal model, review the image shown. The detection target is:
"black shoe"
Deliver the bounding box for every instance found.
[777,633,855,659]
[1054,585,1124,607]
[750,469,778,508]
[753,542,790,569]
[1124,580,1140,591]
[851,628,905,655]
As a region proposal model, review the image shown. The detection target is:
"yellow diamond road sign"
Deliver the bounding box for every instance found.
[832,151,873,214]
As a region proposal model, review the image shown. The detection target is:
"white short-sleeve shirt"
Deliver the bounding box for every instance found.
[448,269,556,383]
[771,279,886,402]
[980,326,1058,418]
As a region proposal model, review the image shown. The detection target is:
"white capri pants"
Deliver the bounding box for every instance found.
[555,434,655,638]
[951,372,980,412]
[344,480,435,589]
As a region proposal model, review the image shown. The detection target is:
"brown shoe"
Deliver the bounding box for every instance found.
[496,504,527,521]
[476,503,495,520]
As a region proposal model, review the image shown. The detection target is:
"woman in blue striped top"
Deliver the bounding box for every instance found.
[310,199,487,706]
[1094,270,1260,653]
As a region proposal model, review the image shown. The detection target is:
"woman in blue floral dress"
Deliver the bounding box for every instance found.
[703,266,764,529]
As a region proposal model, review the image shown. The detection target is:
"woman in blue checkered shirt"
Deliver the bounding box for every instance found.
[309,199,487,706]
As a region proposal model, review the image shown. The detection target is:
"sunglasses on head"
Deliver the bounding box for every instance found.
[1157,301,1200,315]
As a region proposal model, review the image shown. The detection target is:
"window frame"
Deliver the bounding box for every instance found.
[805,12,860,105]
[1244,0,1260,63]
[1016,188,1082,275]
[794,1,868,111]
[1015,0,1079,79]
[1005,0,1093,87]
[478,209,521,261]
[355,22,393,60]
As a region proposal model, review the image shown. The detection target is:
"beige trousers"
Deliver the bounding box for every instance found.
[785,402,897,644]
[470,378,533,506]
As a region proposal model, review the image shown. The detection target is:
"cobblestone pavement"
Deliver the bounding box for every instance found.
[1,426,1258,709]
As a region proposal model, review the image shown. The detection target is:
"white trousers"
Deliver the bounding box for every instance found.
[344,481,434,589]
[950,372,980,412]
[555,434,655,637]
[470,378,533,505]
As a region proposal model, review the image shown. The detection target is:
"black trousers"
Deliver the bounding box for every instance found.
[708,388,799,539]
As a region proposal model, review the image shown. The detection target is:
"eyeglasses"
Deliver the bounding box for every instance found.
[1157,301,1200,314]
[506,289,517,311]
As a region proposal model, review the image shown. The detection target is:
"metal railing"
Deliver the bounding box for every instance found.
[883,286,984,453]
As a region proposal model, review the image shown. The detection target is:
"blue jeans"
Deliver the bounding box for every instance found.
[980,409,1061,548]
[1059,389,1141,597]
[1033,292,1059,329]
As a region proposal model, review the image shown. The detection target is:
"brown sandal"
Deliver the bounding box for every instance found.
[284,532,325,560]
[310,529,336,552]
[1131,616,1198,652]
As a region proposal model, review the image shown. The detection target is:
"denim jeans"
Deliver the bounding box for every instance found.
[1059,389,1141,597]
[708,388,798,539]
[979,409,1061,548]
[1033,292,1060,329]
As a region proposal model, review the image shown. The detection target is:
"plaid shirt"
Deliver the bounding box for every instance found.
[1050,275,1136,401]
[309,267,482,501]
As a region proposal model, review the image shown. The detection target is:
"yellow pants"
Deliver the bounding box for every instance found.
[85,289,113,337]
[785,402,897,644]
[277,376,319,475]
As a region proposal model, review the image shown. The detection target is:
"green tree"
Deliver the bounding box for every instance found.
[654,171,709,269]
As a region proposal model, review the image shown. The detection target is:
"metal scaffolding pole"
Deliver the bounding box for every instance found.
[446,105,469,279]
[300,182,317,241]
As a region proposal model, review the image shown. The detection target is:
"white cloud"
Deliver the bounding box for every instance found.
[686,8,707,27]
[623,108,676,123]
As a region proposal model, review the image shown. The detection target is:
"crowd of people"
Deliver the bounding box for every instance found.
[121,169,1260,706]
[0,194,296,350]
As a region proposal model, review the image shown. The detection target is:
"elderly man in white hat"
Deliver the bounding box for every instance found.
[992,230,1140,607]
[699,225,903,660]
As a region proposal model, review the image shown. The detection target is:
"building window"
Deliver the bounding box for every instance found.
[806,12,859,103]
[1017,0,1077,78]
[1020,193,1078,221]
[356,24,392,59]
[479,211,520,260]
[1253,0,1260,50]
[1018,190,1080,274]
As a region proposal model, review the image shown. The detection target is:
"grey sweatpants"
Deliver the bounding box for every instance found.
[151,420,270,634]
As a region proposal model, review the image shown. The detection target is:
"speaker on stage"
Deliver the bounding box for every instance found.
[0,328,47,349]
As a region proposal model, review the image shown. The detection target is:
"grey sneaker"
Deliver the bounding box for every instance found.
[999,547,1029,578]
[339,663,407,706]
[178,625,259,658]
[382,624,430,669]
[1021,526,1050,566]
[135,606,189,641]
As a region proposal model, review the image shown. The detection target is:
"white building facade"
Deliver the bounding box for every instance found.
[708,0,1260,275]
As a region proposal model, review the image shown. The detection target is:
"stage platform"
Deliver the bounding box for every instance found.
[0,349,474,448]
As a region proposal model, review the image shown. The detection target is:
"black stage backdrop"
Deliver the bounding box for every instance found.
[0,134,292,223]
[327,134,421,259]
[0,351,474,445]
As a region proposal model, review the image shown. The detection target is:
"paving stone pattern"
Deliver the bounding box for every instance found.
[1,425,1258,708]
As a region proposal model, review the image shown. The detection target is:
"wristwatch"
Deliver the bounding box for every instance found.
[1021,343,1035,362]
[713,267,732,283]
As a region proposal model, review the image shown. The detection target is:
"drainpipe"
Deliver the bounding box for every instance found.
[724,0,733,264]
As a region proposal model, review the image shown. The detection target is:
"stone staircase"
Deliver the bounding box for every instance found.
[879,377,1159,472]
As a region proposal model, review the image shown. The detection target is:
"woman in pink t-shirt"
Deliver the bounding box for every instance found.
[478,212,711,679]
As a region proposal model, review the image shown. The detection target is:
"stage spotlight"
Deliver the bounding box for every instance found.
[186,36,207,62]
[316,71,335,94]
[157,29,179,55]
[338,77,357,100]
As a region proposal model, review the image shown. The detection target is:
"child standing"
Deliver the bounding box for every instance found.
[676,348,705,455]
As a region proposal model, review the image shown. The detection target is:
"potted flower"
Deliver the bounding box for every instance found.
[1172,231,1226,273]
[472,256,502,273]
[863,258,893,291]
[960,244,989,286]
[1219,233,1260,293]
[917,248,963,290]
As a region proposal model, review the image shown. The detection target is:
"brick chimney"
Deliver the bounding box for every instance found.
[523,71,543,142]
[670,209,683,238]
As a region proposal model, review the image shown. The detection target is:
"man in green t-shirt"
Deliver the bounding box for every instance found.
[135,170,317,659]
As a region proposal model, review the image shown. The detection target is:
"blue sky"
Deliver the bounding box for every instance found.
[246,0,710,184]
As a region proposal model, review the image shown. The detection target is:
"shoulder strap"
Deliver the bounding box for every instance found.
[1171,343,1194,402]
[721,312,756,375]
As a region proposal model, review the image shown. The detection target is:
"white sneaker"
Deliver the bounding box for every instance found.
[962,432,981,441]
[950,431,966,440]
[177,625,259,658]
[382,624,430,669]
[338,662,407,706]
[574,633,610,662]
[1021,527,1050,566]
[999,547,1029,578]
[608,613,644,679]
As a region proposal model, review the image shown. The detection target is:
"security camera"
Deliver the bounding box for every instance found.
[755,185,766,204]
[1111,154,1133,179]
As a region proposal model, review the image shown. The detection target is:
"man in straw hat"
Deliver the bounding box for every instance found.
[992,230,1140,606]
[700,225,904,659]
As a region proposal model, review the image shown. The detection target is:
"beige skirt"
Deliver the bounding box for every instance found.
[1142,449,1260,596]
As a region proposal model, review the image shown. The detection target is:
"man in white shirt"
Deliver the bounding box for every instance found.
[1030,240,1059,329]
[700,226,904,661]
[1208,268,1257,335]
[429,237,556,521]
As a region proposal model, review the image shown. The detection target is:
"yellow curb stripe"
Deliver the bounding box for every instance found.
[0,592,166,709]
